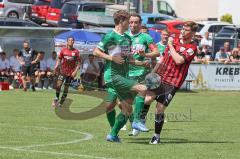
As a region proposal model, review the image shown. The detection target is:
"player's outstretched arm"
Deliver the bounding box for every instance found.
[93,48,124,64]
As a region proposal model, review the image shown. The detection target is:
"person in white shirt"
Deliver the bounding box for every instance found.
[35,51,47,89]
[46,51,57,89]
[9,49,22,88]
[0,52,10,82]
[80,54,100,85]
[200,32,212,48]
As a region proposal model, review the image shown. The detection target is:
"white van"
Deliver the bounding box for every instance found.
[0,0,34,19]
[115,0,177,17]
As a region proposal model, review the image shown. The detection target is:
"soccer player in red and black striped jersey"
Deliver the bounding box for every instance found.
[143,21,198,144]
[52,36,81,107]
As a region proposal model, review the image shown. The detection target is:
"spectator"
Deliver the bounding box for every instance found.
[35,51,47,89]
[194,46,205,62]
[230,48,240,63]
[200,32,212,48]
[237,41,240,51]
[140,24,148,33]
[46,51,57,89]
[223,41,231,55]
[9,49,22,88]
[81,54,100,88]
[215,47,230,64]
[0,52,10,82]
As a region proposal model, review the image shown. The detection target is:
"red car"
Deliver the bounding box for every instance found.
[46,0,70,26]
[30,0,51,24]
[149,20,184,38]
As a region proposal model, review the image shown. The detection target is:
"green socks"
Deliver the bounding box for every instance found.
[133,95,145,122]
[111,112,128,136]
[106,109,116,128]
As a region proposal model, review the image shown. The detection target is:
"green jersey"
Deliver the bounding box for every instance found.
[127,32,154,77]
[156,42,166,61]
[97,30,131,83]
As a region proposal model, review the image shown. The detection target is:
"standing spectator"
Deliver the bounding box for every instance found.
[17,41,40,91]
[215,47,230,64]
[200,32,212,48]
[230,48,240,63]
[9,49,22,88]
[35,51,47,89]
[46,51,57,89]
[0,52,10,82]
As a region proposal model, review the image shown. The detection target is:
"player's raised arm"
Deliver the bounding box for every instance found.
[168,37,185,65]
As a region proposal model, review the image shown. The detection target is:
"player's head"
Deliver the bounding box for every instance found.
[129,13,142,34]
[113,10,130,32]
[52,51,57,59]
[67,36,75,47]
[181,21,198,41]
[161,29,170,44]
[23,41,29,49]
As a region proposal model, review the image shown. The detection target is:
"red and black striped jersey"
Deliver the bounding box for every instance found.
[156,37,197,88]
[59,47,81,76]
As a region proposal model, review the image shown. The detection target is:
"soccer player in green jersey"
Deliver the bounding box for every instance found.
[126,13,159,136]
[156,29,169,62]
[93,10,148,143]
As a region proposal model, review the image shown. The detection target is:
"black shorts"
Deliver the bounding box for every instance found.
[151,82,178,107]
[58,74,73,85]
[22,65,35,76]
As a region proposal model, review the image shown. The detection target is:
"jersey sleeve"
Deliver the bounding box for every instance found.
[75,50,81,62]
[181,45,197,62]
[58,49,64,59]
[97,34,111,52]
[145,33,157,51]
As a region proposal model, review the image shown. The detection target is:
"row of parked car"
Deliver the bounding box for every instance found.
[30,0,111,28]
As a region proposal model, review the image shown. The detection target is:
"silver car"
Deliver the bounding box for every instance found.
[0,0,34,19]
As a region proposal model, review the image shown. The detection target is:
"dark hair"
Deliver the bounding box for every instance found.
[130,13,142,22]
[184,21,198,32]
[161,29,170,34]
[23,41,29,44]
[13,48,19,52]
[1,51,6,55]
[67,36,75,41]
[113,10,130,25]
[40,51,45,55]
[52,51,57,54]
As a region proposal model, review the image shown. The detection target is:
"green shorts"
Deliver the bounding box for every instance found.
[128,73,147,84]
[105,84,118,103]
[108,75,138,101]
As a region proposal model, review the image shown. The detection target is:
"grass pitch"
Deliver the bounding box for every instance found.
[0,89,239,159]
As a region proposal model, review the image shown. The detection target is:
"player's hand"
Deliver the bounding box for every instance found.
[111,55,125,64]
[143,60,151,68]
[138,49,146,57]
[168,37,174,46]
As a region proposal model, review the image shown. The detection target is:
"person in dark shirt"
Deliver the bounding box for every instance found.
[17,41,40,91]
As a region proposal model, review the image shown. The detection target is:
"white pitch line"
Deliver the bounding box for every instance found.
[16,126,93,149]
[0,146,114,159]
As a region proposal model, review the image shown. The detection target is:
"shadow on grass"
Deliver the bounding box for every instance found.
[125,137,235,145]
